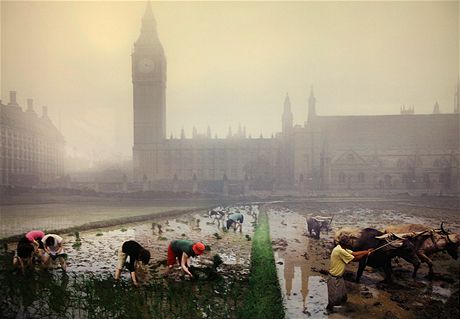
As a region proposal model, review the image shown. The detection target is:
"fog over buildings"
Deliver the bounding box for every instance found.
[1,0,459,165]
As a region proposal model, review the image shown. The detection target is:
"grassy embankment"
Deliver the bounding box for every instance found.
[241,209,285,319]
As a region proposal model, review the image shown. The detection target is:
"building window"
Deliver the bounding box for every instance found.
[338,172,346,183]
[358,172,365,183]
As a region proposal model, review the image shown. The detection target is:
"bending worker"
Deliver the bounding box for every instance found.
[167,239,206,277]
[115,240,151,287]
[226,211,244,232]
[41,233,67,271]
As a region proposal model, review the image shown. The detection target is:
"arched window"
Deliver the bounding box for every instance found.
[358,172,365,183]
[339,172,346,183]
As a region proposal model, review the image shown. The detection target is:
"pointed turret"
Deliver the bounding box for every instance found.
[307,86,316,125]
[134,1,162,50]
[433,101,440,114]
[282,93,293,135]
[207,125,211,138]
[401,105,414,115]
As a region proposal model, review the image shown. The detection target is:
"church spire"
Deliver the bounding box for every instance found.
[284,93,291,111]
[307,85,316,125]
[282,93,293,135]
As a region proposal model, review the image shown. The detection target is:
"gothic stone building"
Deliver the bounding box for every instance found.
[133,4,460,194]
[0,91,65,187]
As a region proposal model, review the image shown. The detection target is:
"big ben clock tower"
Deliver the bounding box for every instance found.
[132,2,166,181]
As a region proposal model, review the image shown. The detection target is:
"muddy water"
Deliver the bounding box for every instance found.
[269,207,314,317]
[2,205,259,318]
[266,203,459,319]
[6,205,258,277]
[0,202,202,238]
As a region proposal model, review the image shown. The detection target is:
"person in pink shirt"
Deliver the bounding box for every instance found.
[13,230,45,274]
[25,230,45,252]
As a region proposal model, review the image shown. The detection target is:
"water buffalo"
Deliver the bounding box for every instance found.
[208,209,226,223]
[307,216,333,239]
[335,227,421,283]
[384,222,460,279]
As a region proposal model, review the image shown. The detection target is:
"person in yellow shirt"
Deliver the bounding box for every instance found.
[327,238,373,311]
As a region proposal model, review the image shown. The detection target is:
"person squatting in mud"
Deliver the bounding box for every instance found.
[42,233,68,272]
[327,237,373,312]
[114,240,151,287]
[226,212,244,232]
[13,230,46,273]
[167,239,206,277]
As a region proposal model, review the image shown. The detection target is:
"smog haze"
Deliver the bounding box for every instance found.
[1,0,458,162]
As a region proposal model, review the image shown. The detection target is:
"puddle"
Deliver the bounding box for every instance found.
[305,276,328,318]
[269,208,314,318]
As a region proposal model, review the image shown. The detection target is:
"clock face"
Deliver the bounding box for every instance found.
[138,58,155,73]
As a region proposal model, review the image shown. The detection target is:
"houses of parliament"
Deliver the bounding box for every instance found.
[133,4,460,195]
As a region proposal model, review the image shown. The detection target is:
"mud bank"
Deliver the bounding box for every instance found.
[267,201,459,319]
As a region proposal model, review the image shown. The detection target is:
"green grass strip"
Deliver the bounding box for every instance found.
[241,210,285,319]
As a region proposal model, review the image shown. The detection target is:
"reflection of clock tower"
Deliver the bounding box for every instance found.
[132,2,166,181]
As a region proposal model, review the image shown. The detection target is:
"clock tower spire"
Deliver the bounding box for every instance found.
[132,1,167,181]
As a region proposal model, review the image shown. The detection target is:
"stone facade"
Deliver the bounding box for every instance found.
[0,91,65,187]
[133,4,460,194]
[295,110,460,194]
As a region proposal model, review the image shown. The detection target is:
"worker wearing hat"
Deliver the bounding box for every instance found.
[167,240,206,277]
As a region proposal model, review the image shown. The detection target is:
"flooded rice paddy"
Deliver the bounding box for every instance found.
[1,198,459,319]
[0,201,204,239]
[1,205,258,318]
[267,201,459,319]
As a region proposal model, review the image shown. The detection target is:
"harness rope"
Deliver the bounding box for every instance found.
[371,239,401,252]
[362,238,404,268]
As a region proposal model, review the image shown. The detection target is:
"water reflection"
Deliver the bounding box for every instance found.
[270,208,316,318]
[305,276,328,318]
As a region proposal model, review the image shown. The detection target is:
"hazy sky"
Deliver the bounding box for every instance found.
[1,1,459,161]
